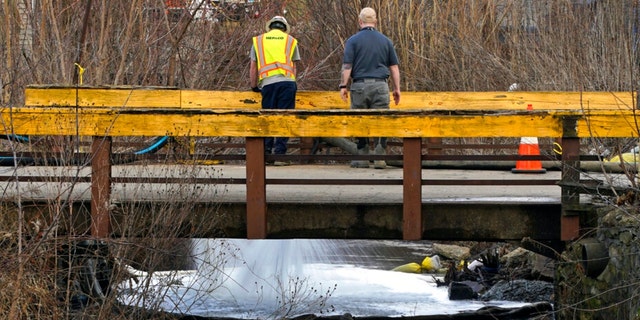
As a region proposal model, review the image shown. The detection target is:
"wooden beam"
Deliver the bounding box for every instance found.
[25,87,182,108]
[7,107,640,138]
[25,86,637,111]
[560,116,581,241]
[403,138,423,240]
[0,109,565,137]
[398,91,636,111]
[91,136,112,238]
[246,137,267,239]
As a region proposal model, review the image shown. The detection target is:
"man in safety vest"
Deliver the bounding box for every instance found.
[249,16,300,166]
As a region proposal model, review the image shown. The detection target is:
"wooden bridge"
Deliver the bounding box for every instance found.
[2,86,638,242]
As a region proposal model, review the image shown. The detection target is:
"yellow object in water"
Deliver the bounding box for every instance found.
[606,147,639,163]
[393,255,443,273]
[392,262,422,273]
[606,153,638,163]
[421,255,442,272]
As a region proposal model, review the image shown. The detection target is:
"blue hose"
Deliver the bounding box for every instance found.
[134,136,171,155]
[0,136,171,165]
[2,134,30,143]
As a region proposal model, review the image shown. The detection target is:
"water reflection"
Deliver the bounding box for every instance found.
[118,239,527,318]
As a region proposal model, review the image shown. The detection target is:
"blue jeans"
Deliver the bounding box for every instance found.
[261,81,296,154]
[350,81,389,149]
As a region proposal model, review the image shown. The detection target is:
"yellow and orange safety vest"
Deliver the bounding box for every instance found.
[252,29,297,81]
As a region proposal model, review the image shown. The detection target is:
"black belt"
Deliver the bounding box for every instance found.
[353,78,387,83]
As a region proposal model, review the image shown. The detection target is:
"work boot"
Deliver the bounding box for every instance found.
[374,144,386,169]
[351,148,369,168]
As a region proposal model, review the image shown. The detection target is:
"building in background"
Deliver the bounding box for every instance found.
[165,0,260,22]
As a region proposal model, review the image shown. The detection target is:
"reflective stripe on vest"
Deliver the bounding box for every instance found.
[253,30,297,81]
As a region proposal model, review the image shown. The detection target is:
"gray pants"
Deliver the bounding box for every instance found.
[350,81,389,149]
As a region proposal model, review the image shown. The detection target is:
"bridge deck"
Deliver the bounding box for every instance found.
[0,164,570,203]
[0,163,627,241]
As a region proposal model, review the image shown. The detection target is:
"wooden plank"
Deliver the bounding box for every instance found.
[181,90,348,110]
[25,87,637,111]
[181,90,263,109]
[0,109,565,138]
[6,107,640,138]
[296,91,349,110]
[25,87,181,108]
[400,91,636,111]
[575,113,640,137]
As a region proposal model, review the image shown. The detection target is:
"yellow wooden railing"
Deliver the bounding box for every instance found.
[14,86,637,138]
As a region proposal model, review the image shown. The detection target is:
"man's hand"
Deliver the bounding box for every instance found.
[392,89,400,105]
[340,88,349,102]
[251,86,261,93]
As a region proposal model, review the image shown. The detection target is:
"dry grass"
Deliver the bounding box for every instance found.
[2,0,640,318]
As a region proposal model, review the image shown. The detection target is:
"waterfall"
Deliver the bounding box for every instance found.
[118,238,528,318]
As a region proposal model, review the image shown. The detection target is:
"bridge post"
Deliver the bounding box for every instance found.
[560,116,580,241]
[246,137,267,239]
[403,138,423,240]
[91,136,112,238]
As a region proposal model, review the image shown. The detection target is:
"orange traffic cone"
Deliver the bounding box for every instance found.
[512,104,546,174]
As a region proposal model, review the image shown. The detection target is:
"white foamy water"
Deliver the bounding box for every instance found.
[118,239,527,318]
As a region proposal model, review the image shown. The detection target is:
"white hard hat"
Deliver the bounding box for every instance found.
[266,16,290,33]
